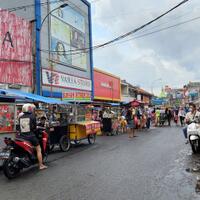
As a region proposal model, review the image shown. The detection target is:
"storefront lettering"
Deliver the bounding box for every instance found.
[101,82,112,89]
[2,32,14,48]
[45,71,59,84]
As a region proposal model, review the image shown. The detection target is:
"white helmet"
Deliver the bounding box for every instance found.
[22,104,36,113]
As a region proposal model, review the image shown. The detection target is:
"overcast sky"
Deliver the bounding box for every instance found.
[89,0,200,94]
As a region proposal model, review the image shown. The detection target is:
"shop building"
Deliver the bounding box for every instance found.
[121,80,153,105]
[0,0,93,101]
[94,68,121,102]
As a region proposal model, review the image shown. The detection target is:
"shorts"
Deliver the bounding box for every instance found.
[21,134,39,146]
[127,120,135,129]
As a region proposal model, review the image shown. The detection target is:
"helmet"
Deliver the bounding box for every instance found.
[22,104,36,113]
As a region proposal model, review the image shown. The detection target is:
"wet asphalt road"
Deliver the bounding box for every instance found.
[0,126,200,200]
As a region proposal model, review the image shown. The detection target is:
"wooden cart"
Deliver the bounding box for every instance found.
[69,121,101,144]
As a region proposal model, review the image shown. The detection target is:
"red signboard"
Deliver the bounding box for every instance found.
[63,92,91,101]
[0,9,32,86]
[94,69,121,101]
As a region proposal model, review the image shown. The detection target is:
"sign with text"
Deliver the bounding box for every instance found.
[0,9,32,86]
[42,69,92,91]
[94,69,121,101]
[63,92,91,101]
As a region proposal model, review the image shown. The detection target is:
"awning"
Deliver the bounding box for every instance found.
[0,89,70,104]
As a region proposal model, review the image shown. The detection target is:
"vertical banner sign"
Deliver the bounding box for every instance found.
[0,9,32,86]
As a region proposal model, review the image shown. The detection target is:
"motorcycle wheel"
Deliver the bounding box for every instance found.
[190,140,199,154]
[3,156,20,179]
[59,135,71,152]
[88,134,96,144]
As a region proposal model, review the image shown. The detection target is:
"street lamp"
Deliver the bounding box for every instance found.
[35,3,68,95]
[40,3,68,30]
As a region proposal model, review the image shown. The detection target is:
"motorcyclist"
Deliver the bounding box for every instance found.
[183,103,200,144]
[19,104,47,170]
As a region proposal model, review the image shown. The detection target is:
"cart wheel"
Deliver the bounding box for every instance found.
[88,134,96,144]
[59,135,71,152]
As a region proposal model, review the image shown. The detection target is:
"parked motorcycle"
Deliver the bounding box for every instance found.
[0,129,49,179]
[187,122,200,154]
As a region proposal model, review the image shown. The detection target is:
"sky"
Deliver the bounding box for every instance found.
[88,0,200,94]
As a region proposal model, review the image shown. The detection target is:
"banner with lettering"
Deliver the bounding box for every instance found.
[42,68,92,91]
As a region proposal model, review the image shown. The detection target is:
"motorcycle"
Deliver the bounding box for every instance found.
[187,122,200,154]
[0,129,49,179]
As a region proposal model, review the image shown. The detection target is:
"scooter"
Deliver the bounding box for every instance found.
[187,122,200,154]
[0,129,49,179]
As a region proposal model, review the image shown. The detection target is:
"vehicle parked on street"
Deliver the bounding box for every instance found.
[0,129,49,179]
[187,122,200,154]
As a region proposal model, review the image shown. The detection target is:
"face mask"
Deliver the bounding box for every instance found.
[189,108,192,112]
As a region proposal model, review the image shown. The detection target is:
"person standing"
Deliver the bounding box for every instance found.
[165,108,172,126]
[178,107,186,126]
[174,107,179,125]
[183,103,200,143]
[126,108,136,138]
[146,108,152,129]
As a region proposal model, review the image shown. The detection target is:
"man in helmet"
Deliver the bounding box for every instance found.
[19,104,47,170]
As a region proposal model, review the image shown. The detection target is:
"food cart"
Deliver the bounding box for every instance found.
[69,121,101,144]
[35,104,73,152]
[68,104,101,145]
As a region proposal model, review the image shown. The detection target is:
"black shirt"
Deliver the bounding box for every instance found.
[19,113,36,136]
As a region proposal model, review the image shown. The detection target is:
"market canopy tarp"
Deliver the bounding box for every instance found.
[0,89,70,104]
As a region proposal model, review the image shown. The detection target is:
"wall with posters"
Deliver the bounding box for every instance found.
[94,69,121,102]
[0,9,33,90]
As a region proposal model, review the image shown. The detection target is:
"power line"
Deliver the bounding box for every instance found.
[106,15,200,47]
[41,0,191,55]
[2,0,98,13]
[40,14,200,57]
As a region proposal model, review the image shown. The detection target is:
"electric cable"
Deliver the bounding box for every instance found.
[40,0,191,54]
[40,14,200,56]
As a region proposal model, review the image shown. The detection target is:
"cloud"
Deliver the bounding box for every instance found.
[90,0,200,94]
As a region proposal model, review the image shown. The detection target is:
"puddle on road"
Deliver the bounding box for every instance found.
[152,147,200,200]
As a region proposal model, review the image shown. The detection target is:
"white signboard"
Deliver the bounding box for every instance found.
[42,69,91,91]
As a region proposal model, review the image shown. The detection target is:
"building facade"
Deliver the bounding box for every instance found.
[0,0,93,101]
[94,68,121,102]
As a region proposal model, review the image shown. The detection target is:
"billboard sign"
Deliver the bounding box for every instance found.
[42,68,92,91]
[94,69,121,101]
[0,9,32,86]
[49,0,89,70]
[63,92,91,101]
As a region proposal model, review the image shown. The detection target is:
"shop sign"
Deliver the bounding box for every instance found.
[42,69,92,91]
[63,92,91,101]
[0,9,32,86]
[94,69,121,101]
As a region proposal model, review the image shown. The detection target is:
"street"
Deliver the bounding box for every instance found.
[0,127,200,200]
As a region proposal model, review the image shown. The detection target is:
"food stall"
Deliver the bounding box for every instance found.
[0,90,72,152]
[68,103,101,144]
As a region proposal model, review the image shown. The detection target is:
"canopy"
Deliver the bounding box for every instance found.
[0,89,70,104]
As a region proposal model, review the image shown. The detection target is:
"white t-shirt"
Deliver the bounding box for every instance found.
[185,111,200,123]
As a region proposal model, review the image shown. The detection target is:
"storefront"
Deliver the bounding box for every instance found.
[94,68,121,102]
[93,68,121,135]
